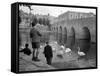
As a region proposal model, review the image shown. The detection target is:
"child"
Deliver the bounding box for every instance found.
[43,42,53,65]
[20,44,31,56]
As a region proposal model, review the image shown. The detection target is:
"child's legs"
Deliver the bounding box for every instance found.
[46,57,52,65]
[36,49,39,58]
[32,48,36,59]
[35,43,40,59]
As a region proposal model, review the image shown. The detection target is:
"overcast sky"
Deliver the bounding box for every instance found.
[19,5,96,17]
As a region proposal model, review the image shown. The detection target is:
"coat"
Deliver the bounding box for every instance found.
[20,48,31,56]
[43,45,53,58]
[30,27,42,42]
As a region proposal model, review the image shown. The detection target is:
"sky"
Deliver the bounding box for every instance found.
[19,5,96,17]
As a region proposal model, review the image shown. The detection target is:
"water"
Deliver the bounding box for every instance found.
[19,28,96,57]
[77,39,91,53]
[19,29,96,70]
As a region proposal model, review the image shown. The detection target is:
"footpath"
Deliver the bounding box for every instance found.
[19,41,96,71]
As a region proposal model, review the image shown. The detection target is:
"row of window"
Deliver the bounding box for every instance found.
[51,26,67,31]
[69,13,94,19]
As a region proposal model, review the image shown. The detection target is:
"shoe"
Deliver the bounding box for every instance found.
[47,63,51,65]
[32,57,36,61]
[35,58,40,61]
[32,58,40,61]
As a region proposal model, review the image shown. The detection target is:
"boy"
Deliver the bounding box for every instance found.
[30,22,42,61]
[43,42,53,65]
[20,44,31,56]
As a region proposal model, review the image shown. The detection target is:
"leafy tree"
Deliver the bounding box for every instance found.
[46,19,51,30]
[38,18,43,25]
[32,16,38,26]
[46,19,50,25]
[42,18,46,25]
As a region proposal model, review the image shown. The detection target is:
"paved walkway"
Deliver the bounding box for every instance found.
[19,41,96,72]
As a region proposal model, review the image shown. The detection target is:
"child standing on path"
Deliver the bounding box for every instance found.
[43,42,53,65]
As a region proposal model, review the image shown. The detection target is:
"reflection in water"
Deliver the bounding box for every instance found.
[78,27,91,53]
[40,31,51,43]
[58,26,62,45]
[66,37,75,49]
[82,27,91,41]
[63,27,67,45]
[78,39,90,53]
[19,26,91,54]
[56,27,58,42]
[66,27,75,49]
[19,28,30,46]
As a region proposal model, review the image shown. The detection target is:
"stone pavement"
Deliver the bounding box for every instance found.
[19,53,56,72]
[19,41,96,71]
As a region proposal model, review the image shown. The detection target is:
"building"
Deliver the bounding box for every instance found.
[51,11,96,42]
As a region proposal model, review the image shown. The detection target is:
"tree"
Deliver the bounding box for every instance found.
[32,16,38,26]
[46,18,51,30]
[38,18,43,25]
[46,18,50,25]
[42,18,46,25]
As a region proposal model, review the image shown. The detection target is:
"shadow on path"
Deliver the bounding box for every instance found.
[51,60,79,69]
[20,57,49,68]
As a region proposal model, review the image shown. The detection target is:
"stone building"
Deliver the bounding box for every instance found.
[51,11,96,42]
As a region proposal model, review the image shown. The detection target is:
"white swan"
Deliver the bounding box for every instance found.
[65,48,72,53]
[60,45,65,50]
[77,47,85,56]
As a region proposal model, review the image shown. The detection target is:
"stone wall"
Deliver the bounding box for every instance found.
[52,16,96,42]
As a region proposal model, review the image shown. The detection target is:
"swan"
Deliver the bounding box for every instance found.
[60,45,65,50]
[65,48,72,53]
[64,48,72,55]
[77,47,85,56]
